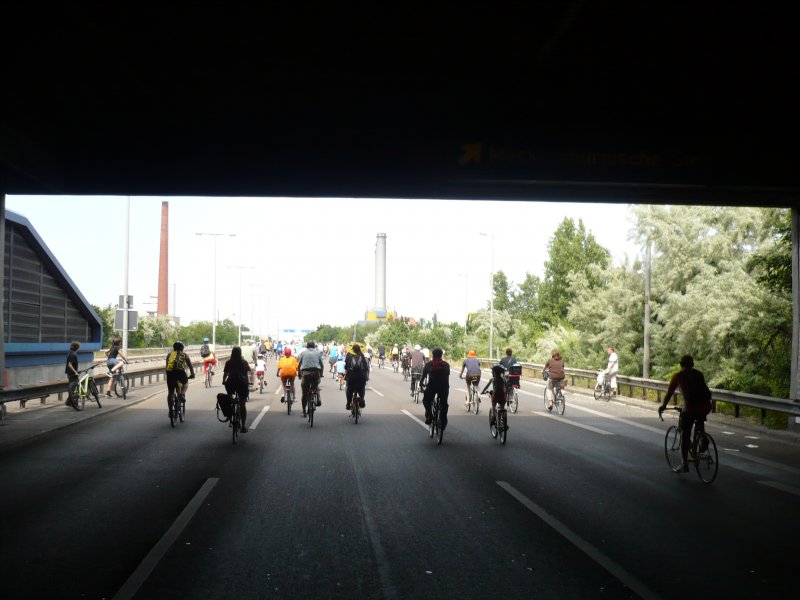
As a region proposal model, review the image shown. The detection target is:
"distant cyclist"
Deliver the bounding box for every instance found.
[199,337,216,378]
[482,364,508,425]
[543,349,565,410]
[409,344,425,396]
[499,347,518,370]
[104,337,128,397]
[658,355,712,473]
[165,341,195,415]
[328,343,339,373]
[459,349,481,407]
[420,348,450,428]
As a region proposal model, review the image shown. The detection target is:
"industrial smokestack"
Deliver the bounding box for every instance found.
[157,201,169,316]
[374,233,387,311]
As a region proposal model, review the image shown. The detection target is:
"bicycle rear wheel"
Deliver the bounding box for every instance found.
[231,402,239,444]
[694,432,718,484]
[593,385,603,401]
[544,388,552,411]
[555,390,565,415]
[489,409,498,439]
[664,425,682,471]
[88,379,101,408]
[308,394,315,427]
[498,410,507,445]
[436,409,443,445]
[178,397,185,422]
[286,388,293,415]
[509,389,518,413]
[353,395,360,424]
[168,394,176,427]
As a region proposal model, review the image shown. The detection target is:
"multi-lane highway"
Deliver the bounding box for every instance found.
[1,358,798,599]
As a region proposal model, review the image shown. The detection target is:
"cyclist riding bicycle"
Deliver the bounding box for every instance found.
[345,344,369,411]
[378,344,386,363]
[200,336,217,378]
[658,355,713,473]
[543,349,565,410]
[165,341,195,414]
[482,364,508,407]
[335,353,347,383]
[459,349,481,407]
[297,341,324,416]
[420,347,450,427]
[223,345,250,433]
[277,346,299,402]
[104,336,128,397]
[409,344,425,396]
[255,353,267,388]
[328,343,339,372]
[391,344,399,363]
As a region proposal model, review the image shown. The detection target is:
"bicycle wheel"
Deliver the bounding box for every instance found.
[544,388,552,411]
[69,382,84,411]
[168,394,176,427]
[555,390,565,415]
[694,432,718,484]
[353,395,360,424]
[664,425,682,471]
[436,406,443,445]
[231,403,239,444]
[259,378,264,394]
[88,378,102,408]
[178,396,185,423]
[112,375,123,397]
[308,394,315,427]
[474,389,479,415]
[509,389,518,414]
[593,385,603,401]
[499,410,507,445]
[489,408,498,439]
[286,388,292,415]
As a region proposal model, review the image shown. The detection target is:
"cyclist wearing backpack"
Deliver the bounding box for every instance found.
[658,355,713,473]
[199,337,216,378]
[165,341,195,414]
[420,348,450,428]
[345,343,369,411]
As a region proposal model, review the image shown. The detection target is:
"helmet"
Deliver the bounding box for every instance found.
[203,337,209,342]
[173,341,184,351]
[258,353,264,359]
[467,350,477,358]
[491,363,506,376]
[284,347,292,357]
[414,344,421,351]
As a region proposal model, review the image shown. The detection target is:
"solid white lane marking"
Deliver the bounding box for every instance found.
[402,409,429,430]
[758,481,800,497]
[497,481,659,600]
[531,411,614,435]
[369,387,385,397]
[114,477,220,600]
[566,403,663,434]
[250,405,270,430]
[725,451,800,475]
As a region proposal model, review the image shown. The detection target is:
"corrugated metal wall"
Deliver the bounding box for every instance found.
[3,224,90,343]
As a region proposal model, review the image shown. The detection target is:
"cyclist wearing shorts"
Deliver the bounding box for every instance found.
[420,348,450,428]
[276,346,299,402]
[199,337,216,377]
[459,349,481,406]
[543,349,565,410]
[658,355,712,473]
[328,343,339,372]
[166,341,195,413]
[297,341,324,416]
[104,337,128,396]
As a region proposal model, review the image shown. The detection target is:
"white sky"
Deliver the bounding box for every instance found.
[5,196,641,336]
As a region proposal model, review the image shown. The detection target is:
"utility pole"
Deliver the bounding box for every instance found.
[643,238,652,379]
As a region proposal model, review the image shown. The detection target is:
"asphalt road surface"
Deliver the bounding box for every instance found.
[2,357,799,599]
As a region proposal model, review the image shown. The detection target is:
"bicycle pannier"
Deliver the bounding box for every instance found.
[216,393,233,418]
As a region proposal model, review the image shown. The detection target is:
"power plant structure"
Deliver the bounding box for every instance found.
[365,233,396,321]
[157,201,169,316]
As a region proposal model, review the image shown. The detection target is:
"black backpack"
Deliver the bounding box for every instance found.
[349,354,364,373]
[200,344,211,357]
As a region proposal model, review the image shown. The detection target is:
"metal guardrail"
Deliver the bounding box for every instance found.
[478,359,800,425]
[0,350,232,419]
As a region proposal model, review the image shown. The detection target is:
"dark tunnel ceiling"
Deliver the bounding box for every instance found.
[2,3,798,205]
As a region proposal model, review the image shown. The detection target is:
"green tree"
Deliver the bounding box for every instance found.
[492,270,512,311]
[93,304,116,347]
[539,218,610,324]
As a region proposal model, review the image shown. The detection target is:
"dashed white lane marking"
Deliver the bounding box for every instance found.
[531,411,614,435]
[369,387,385,397]
[402,409,429,430]
[566,403,663,434]
[497,481,659,600]
[758,481,800,497]
[725,451,800,476]
[250,405,270,430]
[114,477,220,600]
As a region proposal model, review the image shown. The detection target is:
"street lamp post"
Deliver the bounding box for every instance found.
[480,232,494,360]
[195,232,236,348]
[228,266,255,346]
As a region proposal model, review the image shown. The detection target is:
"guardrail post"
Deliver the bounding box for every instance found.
[735,404,740,418]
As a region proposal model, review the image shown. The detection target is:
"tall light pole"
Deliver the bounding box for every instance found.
[228,266,254,346]
[195,232,236,348]
[479,232,494,360]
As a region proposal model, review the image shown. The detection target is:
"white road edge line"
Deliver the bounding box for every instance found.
[531,411,614,435]
[567,403,664,434]
[113,477,220,600]
[757,481,800,497]
[402,409,429,430]
[250,405,270,430]
[497,481,659,600]
[369,387,385,397]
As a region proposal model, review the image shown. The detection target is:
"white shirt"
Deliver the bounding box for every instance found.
[607,352,619,374]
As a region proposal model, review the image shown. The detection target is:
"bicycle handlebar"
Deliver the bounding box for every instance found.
[658,406,680,421]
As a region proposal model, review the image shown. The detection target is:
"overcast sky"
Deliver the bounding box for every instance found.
[5,196,641,336]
